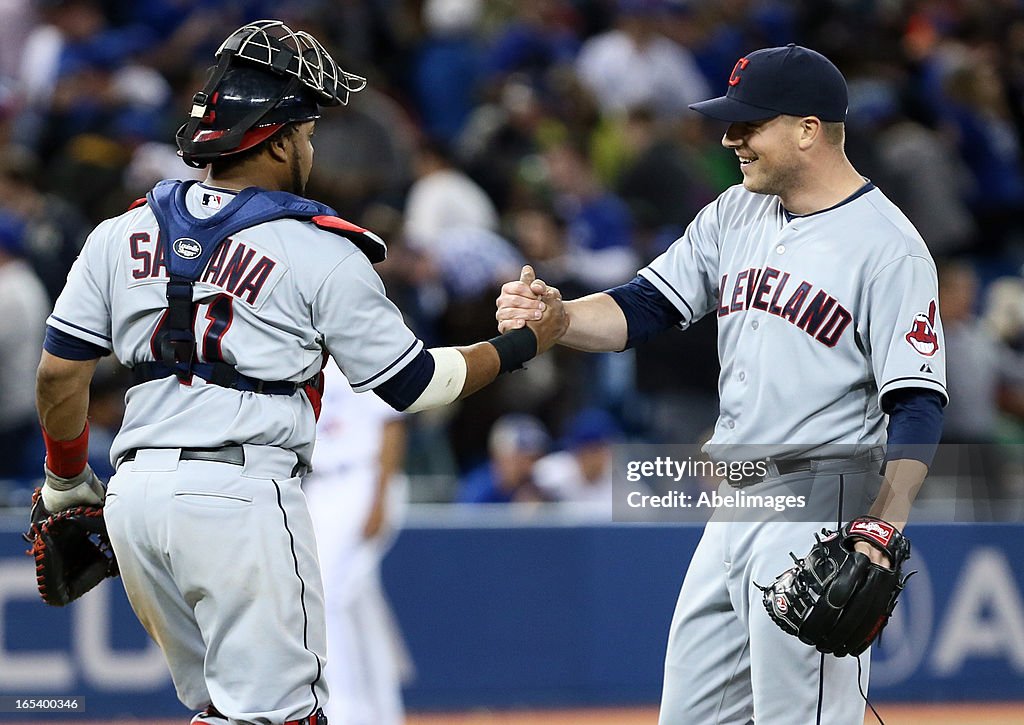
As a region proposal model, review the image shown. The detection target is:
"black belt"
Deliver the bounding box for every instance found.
[122,446,246,466]
[730,458,814,487]
[774,459,814,476]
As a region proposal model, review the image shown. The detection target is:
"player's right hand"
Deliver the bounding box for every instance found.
[523,267,567,354]
[496,265,552,334]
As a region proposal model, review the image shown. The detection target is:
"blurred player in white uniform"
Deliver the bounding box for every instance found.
[533,408,620,517]
[33,20,564,725]
[305,361,410,725]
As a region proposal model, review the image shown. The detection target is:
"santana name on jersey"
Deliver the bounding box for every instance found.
[128,232,276,306]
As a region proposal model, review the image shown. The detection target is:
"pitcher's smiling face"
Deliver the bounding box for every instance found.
[721,115,804,199]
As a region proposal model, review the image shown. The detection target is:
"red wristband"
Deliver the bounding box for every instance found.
[42,422,90,478]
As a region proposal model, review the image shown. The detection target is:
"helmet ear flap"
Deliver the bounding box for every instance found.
[176,123,206,169]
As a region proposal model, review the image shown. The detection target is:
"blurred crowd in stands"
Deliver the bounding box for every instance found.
[1,0,1023,512]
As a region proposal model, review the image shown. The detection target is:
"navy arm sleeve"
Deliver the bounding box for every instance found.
[605,276,684,349]
[372,348,434,411]
[44,325,109,360]
[882,388,945,466]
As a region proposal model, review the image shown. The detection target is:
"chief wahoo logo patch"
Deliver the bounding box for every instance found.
[905,299,939,357]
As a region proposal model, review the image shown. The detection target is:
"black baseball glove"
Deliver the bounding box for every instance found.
[23,487,119,606]
[758,516,914,657]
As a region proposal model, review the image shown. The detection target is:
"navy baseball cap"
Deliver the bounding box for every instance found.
[689,44,848,123]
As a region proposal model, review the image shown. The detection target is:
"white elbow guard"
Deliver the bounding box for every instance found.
[404,347,467,413]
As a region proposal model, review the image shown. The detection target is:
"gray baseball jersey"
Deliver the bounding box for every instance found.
[639,182,947,459]
[47,183,420,467]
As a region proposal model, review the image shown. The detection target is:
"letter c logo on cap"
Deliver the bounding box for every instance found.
[729,57,750,86]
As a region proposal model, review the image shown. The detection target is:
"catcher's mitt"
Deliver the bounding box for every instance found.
[758,516,914,657]
[23,488,118,606]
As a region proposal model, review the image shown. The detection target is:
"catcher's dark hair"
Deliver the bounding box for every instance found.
[208,123,302,176]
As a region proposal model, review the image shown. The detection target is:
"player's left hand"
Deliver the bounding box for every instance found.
[758,516,914,657]
[854,540,891,568]
[41,464,106,512]
[23,487,119,606]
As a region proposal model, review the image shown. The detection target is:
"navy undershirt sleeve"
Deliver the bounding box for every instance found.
[372,347,435,411]
[43,325,109,360]
[605,276,684,349]
[882,388,945,466]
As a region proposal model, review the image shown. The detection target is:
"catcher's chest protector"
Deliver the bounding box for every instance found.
[144,179,385,385]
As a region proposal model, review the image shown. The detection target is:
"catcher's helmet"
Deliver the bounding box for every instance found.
[176,20,367,168]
